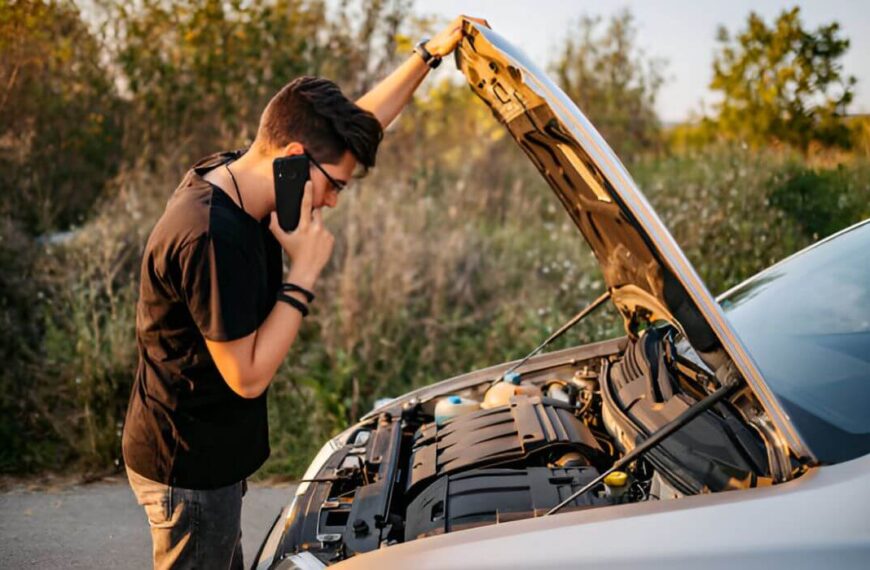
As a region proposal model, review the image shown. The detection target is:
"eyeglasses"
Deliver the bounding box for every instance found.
[304,151,347,193]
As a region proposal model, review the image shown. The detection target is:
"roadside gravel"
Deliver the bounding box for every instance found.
[0,476,296,569]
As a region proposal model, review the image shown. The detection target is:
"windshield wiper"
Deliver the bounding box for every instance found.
[500,291,611,382]
[545,376,742,516]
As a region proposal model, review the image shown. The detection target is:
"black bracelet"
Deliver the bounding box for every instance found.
[280,282,315,303]
[276,292,309,317]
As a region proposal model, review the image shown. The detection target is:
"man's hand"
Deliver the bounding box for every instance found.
[268,181,335,290]
[425,15,490,58]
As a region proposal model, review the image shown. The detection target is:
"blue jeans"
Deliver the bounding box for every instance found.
[126,466,246,570]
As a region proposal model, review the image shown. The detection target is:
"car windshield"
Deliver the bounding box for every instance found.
[720,221,870,464]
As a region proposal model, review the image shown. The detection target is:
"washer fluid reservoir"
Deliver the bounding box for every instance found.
[435,395,480,426]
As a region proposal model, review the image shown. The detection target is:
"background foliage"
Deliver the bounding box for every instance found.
[0,1,867,477]
[674,7,857,152]
[552,9,665,161]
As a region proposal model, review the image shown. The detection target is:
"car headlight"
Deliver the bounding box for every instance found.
[271,552,325,569]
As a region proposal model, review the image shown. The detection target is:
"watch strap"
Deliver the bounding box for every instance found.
[414,38,442,69]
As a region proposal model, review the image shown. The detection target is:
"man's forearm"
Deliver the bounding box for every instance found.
[356,53,429,129]
[208,285,311,399]
[245,290,308,396]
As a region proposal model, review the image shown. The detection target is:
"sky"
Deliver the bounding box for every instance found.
[421,0,870,123]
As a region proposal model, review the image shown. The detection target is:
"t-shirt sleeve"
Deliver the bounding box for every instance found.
[178,236,259,341]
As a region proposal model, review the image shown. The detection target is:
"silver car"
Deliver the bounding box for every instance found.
[254,19,870,570]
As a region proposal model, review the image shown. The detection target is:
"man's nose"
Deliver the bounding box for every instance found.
[325,191,338,208]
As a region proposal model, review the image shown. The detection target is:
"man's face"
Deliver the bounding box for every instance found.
[308,150,356,210]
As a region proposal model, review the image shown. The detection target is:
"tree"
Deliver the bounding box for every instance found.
[99,0,411,159]
[0,0,123,234]
[552,9,665,162]
[709,7,856,151]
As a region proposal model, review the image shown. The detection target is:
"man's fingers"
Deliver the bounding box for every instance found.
[268,211,281,235]
[460,15,489,29]
[311,207,323,226]
[298,180,314,227]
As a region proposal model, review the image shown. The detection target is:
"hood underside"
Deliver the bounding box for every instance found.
[455,20,812,461]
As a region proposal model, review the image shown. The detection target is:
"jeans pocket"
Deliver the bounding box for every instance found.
[143,489,173,529]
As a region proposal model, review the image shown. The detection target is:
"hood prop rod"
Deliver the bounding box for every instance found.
[545,377,742,516]
[500,290,610,382]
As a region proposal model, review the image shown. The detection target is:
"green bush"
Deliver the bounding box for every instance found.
[635,145,811,295]
[0,0,124,234]
[770,164,870,241]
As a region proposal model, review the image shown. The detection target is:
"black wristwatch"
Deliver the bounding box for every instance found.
[414,38,442,69]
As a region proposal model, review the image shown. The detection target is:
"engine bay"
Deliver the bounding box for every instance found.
[269,328,785,566]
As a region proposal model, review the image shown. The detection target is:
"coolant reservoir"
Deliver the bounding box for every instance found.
[481,372,542,409]
[435,395,480,426]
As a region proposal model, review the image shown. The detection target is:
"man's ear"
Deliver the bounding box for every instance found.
[283,141,304,157]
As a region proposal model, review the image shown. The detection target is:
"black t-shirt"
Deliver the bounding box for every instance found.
[122,150,282,489]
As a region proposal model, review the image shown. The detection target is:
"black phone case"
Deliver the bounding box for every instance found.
[273,155,309,231]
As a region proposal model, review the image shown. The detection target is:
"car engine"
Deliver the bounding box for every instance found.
[268,329,777,566]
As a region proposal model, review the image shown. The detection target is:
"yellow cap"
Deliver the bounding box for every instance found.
[604,471,628,487]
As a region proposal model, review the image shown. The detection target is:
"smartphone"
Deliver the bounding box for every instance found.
[273,155,309,231]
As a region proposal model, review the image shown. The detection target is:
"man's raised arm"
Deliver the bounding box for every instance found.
[356,16,488,128]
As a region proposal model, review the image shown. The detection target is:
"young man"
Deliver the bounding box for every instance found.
[122,17,482,569]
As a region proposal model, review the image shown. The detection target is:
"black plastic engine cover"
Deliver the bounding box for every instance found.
[407,396,603,496]
[405,467,608,539]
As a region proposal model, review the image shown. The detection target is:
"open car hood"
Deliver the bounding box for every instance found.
[456,20,812,461]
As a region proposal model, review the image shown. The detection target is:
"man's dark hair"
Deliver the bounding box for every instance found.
[256,76,383,172]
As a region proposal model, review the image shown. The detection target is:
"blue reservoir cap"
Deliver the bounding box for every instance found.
[504,371,521,385]
[448,396,462,404]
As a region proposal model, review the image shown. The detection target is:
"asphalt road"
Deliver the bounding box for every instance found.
[0,476,296,569]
